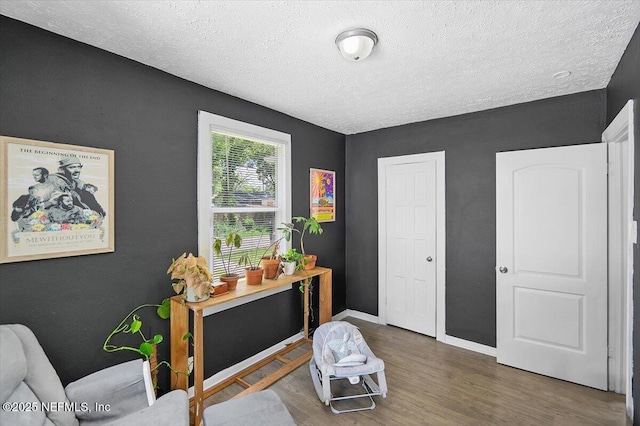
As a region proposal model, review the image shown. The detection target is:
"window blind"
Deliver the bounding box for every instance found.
[211,133,283,278]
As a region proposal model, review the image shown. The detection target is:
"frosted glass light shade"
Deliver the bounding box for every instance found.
[335,28,378,61]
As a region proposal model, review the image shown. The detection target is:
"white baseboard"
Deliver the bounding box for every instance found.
[332,310,349,321]
[444,334,497,357]
[333,309,379,324]
[335,311,495,358]
[188,331,305,398]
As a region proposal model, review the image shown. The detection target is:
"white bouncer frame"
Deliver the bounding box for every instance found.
[309,321,388,414]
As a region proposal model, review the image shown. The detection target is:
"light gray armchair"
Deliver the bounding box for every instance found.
[0,324,189,426]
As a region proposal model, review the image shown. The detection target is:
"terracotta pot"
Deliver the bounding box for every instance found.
[245,267,264,285]
[260,257,281,279]
[304,254,317,270]
[219,274,239,291]
[211,282,228,296]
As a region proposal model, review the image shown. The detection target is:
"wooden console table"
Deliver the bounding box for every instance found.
[170,267,332,426]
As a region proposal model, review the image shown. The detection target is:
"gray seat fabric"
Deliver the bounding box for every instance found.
[102,390,189,426]
[1,324,78,426]
[202,389,296,426]
[313,322,385,378]
[310,321,388,414]
[0,324,189,426]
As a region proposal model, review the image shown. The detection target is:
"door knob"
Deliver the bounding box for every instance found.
[499,266,508,274]
[426,256,433,262]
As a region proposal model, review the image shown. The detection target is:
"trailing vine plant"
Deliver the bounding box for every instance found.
[103,298,191,386]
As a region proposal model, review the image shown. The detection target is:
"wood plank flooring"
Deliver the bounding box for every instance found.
[203,317,629,425]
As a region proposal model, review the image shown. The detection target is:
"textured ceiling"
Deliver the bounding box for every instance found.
[1,1,639,134]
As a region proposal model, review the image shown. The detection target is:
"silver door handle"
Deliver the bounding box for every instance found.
[498,266,508,274]
[426,256,433,262]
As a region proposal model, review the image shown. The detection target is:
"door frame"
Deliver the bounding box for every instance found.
[377,151,446,341]
[602,100,635,417]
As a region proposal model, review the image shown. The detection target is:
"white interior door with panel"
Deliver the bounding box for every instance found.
[496,144,608,390]
[378,152,445,339]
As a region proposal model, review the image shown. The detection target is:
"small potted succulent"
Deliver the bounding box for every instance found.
[167,252,213,302]
[213,232,243,290]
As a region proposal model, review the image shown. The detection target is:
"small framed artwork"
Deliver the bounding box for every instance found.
[310,168,335,223]
[1,136,115,263]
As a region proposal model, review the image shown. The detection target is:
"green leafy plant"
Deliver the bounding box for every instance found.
[103,299,190,381]
[281,248,303,265]
[281,248,305,287]
[103,299,170,359]
[279,216,324,292]
[279,216,323,262]
[213,232,243,277]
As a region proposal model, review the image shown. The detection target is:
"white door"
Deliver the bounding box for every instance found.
[381,157,437,336]
[496,144,608,390]
[603,100,635,416]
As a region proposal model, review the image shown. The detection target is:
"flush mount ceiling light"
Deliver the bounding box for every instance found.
[335,28,378,62]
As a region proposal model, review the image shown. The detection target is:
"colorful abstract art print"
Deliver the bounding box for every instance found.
[310,168,335,223]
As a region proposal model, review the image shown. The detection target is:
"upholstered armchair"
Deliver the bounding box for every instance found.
[0,324,189,426]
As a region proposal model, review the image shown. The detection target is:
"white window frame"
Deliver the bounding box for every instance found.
[197,111,292,274]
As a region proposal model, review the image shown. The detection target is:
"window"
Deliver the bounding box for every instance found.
[198,111,291,278]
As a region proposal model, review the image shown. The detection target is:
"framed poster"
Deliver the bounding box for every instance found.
[1,136,114,263]
[310,168,335,223]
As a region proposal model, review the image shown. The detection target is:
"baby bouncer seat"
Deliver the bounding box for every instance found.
[310,321,388,414]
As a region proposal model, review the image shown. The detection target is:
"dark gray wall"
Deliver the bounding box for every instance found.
[0,16,346,387]
[606,23,640,425]
[345,90,606,347]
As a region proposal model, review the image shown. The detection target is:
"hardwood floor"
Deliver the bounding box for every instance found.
[203,317,629,425]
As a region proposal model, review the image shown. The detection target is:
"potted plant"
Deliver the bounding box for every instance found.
[280,216,324,322]
[259,240,282,280]
[103,298,190,390]
[281,248,303,276]
[167,252,213,302]
[238,233,291,285]
[213,232,243,290]
[280,216,323,269]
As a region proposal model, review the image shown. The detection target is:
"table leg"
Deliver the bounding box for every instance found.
[303,278,310,340]
[194,310,204,426]
[319,269,332,325]
[170,298,189,391]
